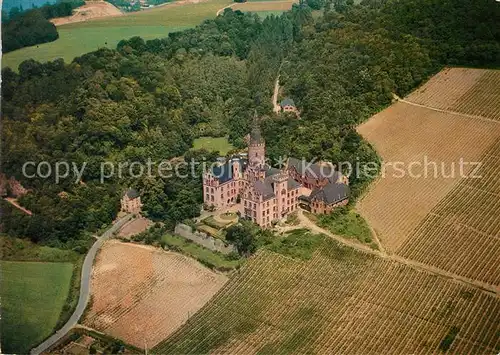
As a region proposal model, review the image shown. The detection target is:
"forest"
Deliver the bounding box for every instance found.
[2,0,499,251]
[2,0,84,53]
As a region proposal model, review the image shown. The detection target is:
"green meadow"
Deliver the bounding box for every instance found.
[2,0,231,71]
[0,261,74,353]
[192,136,234,155]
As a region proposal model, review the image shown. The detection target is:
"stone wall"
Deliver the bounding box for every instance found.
[174,223,236,255]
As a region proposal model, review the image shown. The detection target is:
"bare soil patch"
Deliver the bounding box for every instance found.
[51,1,123,26]
[83,240,227,348]
[231,0,296,12]
[118,217,152,238]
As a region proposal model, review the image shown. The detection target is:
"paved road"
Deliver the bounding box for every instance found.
[30,214,133,355]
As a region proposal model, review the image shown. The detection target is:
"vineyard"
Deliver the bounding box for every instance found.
[357,67,500,288]
[405,68,500,121]
[83,241,227,348]
[398,138,500,285]
[153,235,500,354]
[356,101,500,253]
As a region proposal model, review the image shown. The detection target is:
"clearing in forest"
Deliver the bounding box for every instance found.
[357,67,500,285]
[192,136,234,155]
[153,233,500,354]
[83,240,227,348]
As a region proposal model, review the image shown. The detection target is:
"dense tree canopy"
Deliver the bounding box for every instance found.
[2,0,498,250]
[2,0,84,53]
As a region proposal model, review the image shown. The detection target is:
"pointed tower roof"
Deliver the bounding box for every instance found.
[250,110,264,145]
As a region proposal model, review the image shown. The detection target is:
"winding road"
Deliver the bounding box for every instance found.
[30,214,133,355]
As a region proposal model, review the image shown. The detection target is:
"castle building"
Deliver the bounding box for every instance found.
[280,98,299,116]
[121,188,143,213]
[287,158,349,213]
[203,116,300,228]
[202,114,350,227]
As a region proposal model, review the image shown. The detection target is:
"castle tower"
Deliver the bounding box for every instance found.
[272,172,288,215]
[248,112,266,167]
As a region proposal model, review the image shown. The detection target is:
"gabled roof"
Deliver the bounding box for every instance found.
[265,167,281,177]
[280,98,295,107]
[287,178,301,190]
[253,180,275,201]
[125,188,140,199]
[309,182,349,205]
[287,157,342,182]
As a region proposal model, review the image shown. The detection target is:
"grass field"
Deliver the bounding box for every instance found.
[306,209,374,247]
[2,0,231,71]
[161,233,240,270]
[1,261,74,353]
[192,136,234,155]
[153,232,500,354]
[1,0,299,71]
[2,26,186,72]
[0,235,81,262]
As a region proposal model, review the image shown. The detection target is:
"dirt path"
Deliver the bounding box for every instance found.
[272,73,281,113]
[296,209,499,296]
[4,197,32,215]
[216,3,234,16]
[393,94,500,125]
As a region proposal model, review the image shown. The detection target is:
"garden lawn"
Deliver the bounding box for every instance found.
[192,136,234,155]
[0,261,74,354]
